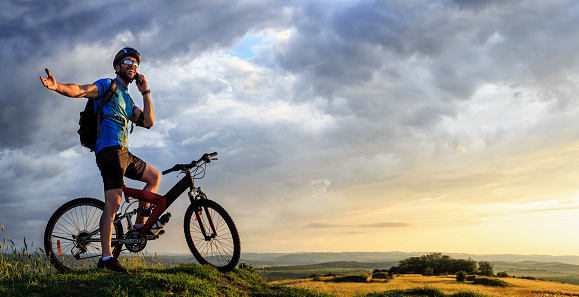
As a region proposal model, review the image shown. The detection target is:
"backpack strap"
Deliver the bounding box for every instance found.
[96,79,124,140]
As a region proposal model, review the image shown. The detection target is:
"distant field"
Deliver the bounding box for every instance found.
[273,274,579,297]
[493,261,579,286]
[258,259,579,287]
[260,267,372,281]
[257,261,397,281]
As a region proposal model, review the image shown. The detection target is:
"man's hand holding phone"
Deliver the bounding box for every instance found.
[134,72,149,95]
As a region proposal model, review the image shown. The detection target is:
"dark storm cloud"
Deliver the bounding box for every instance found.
[141,1,291,62]
[276,1,393,98]
[0,150,64,205]
[453,0,503,11]
[0,1,111,149]
[0,0,291,147]
[2,1,127,58]
[268,0,579,145]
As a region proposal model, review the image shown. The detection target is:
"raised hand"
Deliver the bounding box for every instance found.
[40,68,57,90]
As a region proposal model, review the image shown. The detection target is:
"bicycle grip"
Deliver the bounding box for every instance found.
[162,166,177,175]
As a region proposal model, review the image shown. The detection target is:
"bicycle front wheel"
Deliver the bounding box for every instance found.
[184,199,241,271]
[43,197,123,272]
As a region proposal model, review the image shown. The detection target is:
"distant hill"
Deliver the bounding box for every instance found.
[241,252,425,266]
[240,251,579,266]
[264,260,400,271]
[237,253,579,286]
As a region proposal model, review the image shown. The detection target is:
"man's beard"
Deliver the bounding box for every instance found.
[117,68,135,83]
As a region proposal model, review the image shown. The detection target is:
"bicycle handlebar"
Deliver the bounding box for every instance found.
[162,152,218,175]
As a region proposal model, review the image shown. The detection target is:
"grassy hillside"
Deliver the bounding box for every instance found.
[1,263,334,297]
[0,229,330,297]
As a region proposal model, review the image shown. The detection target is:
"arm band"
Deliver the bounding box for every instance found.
[136,113,150,129]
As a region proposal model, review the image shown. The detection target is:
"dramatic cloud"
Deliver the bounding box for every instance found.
[2,0,579,256]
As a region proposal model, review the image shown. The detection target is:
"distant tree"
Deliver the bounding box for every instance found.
[452,258,477,274]
[456,271,467,282]
[497,271,509,277]
[391,253,477,275]
[423,266,434,276]
[478,261,494,276]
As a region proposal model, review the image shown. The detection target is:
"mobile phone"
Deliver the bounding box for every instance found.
[134,72,142,86]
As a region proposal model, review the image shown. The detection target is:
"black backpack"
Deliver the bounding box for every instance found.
[77,79,120,151]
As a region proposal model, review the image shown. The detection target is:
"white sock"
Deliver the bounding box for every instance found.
[134,224,144,229]
[102,256,112,261]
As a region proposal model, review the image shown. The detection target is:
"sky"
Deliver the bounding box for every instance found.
[3,0,579,257]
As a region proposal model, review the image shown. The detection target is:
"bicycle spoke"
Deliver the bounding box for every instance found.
[51,235,75,242]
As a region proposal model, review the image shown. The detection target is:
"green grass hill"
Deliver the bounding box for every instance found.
[1,263,332,297]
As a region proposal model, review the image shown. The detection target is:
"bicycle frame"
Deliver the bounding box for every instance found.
[123,168,197,232]
[81,169,202,246]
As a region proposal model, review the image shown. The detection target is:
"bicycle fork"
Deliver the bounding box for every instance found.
[189,188,217,241]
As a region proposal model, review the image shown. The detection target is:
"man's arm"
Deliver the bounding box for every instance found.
[132,73,154,128]
[40,68,99,99]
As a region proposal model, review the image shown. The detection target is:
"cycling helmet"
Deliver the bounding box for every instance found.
[113,47,141,68]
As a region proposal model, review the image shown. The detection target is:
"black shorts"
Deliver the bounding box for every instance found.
[96,145,147,191]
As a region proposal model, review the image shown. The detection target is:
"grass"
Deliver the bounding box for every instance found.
[261,266,371,281]
[276,274,579,297]
[0,225,53,280]
[358,286,487,297]
[1,263,336,297]
[0,226,331,296]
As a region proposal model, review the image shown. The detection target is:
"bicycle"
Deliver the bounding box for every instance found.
[43,152,241,272]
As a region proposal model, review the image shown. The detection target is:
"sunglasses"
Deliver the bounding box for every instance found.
[122,59,139,67]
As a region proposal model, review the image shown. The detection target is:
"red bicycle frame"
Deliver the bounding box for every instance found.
[122,169,195,232]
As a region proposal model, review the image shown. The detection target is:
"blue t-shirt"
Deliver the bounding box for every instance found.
[93,78,139,153]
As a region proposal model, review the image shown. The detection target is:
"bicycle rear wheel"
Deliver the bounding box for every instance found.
[43,197,123,272]
[184,199,241,271]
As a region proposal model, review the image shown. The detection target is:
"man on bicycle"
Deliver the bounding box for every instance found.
[40,47,160,274]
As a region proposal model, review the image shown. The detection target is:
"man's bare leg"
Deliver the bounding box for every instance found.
[100,188,122,258]
[135,164,161,225]
[99,188,128,273]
